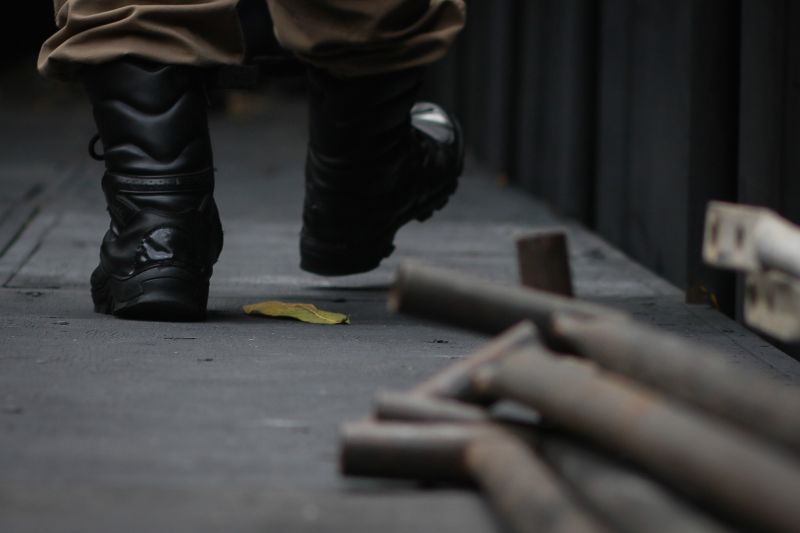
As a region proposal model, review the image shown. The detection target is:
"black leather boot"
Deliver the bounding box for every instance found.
[300,67,464,276]
[83,60,222,320]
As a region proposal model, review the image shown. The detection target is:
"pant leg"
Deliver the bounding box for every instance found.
[265,0,466,77]
[38,0,245,80]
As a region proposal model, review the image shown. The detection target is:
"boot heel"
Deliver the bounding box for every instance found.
[93,266,208,321]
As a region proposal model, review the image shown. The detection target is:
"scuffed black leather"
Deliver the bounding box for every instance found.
[84,59,222,283]
[100,173,222,278]
[302,66,462,247]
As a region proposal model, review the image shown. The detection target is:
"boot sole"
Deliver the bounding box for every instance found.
[299,179,458,276]
[91,265,209,321]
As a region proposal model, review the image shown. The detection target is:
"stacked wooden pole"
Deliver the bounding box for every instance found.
[340,239,800,533]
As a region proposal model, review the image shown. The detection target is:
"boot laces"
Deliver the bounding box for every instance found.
[88,133,105,161]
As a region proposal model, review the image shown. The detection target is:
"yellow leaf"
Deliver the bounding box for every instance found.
[243,300,350,325]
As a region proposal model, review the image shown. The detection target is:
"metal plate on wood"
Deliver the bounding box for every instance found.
[516,230,574,296]
[745,270,800,343]
[703,200,800,277]
[704,201,769,271]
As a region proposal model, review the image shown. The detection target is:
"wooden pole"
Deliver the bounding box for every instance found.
[340,420,605,533]
[552,313,800,454]
[473,347,800,533]
[375,387,733,533]
[412,321,539,403]
[388,262,621,341]
[540,435,731,533]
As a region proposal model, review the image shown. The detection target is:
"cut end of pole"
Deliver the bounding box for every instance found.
[386,291,401,314]
[387,262,416,314]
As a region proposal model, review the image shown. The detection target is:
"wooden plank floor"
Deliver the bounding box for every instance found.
[1,86,797,533]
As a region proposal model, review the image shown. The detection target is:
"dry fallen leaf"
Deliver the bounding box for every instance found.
[243,300,350,325]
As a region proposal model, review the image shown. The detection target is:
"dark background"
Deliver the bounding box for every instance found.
[2,4,56,64]
[4,0,799,328]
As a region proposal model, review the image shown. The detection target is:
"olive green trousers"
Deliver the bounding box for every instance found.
[39,0,466,80]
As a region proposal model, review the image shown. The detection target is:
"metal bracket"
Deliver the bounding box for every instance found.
[745,270,800,343]
[703,200,800,278]
[704,200,800,342]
